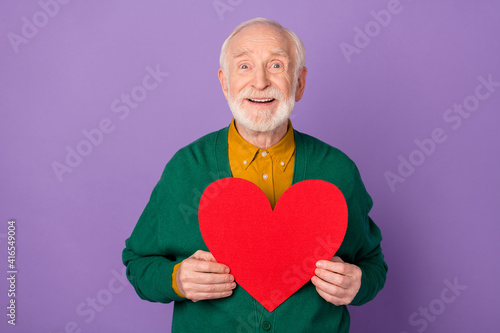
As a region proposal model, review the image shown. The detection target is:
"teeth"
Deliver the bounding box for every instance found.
[249,98,274,103]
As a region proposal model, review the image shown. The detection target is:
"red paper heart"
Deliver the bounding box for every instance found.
[198,178,348,312]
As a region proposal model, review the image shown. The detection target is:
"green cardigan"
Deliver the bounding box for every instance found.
[122,126,388,332]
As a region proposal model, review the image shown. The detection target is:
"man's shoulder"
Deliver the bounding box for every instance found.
[166,126,228,169]
[295,130,370,207]
[179,126,227,151]
[295,130,356,168]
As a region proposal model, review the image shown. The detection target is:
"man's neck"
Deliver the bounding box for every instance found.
[234,120,289,149]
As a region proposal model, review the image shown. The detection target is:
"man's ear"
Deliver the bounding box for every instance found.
[294,67,308,102]
[218,68,229,100]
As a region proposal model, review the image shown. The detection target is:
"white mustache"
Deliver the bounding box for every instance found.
[235,86,285,102]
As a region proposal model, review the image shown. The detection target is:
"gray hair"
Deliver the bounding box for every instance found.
[219,18,306,76]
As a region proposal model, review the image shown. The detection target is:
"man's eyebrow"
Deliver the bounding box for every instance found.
[232,48,290,59]
[269,48,290,59]
[232,48,252,58]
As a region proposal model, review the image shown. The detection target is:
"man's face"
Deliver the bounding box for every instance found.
[219,24,306,133]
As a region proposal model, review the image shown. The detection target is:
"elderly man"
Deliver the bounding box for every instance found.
[123,18,387,332]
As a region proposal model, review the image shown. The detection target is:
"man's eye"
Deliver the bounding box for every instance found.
[239,64,250,69]
[269,62,284,73]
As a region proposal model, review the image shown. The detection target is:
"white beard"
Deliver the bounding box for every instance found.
[227,83,296,133]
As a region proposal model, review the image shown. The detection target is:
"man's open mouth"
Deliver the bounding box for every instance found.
[247,98,275,104]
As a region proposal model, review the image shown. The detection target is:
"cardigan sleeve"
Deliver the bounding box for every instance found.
[349,215,387,306]
[122,164,187,304]
[347,164,388,306]
[122,130,225,304]
[292,130,388,306]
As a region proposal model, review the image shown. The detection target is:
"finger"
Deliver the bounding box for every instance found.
[314,285,349,306]
[330,256,344,263]
[180,273,236,297]
[190,271,234,284]
[316,260,352,276]
[191,250,217,262]
[178,264,233,290]
[178,263,234,283]
[192,281,237,294]
[190,289,234,302]
[192,259,230,274]
[190,251,231,273]
[182,280,236,302]
[311,275,348,299]
[315,267,350,288]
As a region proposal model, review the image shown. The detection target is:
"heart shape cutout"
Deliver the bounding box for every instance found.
[198,178,348,312]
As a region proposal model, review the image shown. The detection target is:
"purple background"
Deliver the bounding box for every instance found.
[1,1,499,332]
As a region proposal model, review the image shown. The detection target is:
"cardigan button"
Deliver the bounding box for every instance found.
[262,320,271,331]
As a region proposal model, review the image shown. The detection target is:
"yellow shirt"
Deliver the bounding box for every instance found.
[228,118,295,209]
[172,118,296,298]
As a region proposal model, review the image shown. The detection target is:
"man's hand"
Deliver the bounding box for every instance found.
[176,250,236,302]
[311,256,362,306]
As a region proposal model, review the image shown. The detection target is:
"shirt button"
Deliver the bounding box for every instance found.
[280,161,285,166]
[261,151,268,157]
[243,160,247,165]
[262,321,271,331]
[262,174,268,180]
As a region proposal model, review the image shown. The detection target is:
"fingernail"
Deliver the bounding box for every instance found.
[316,261,323,268]
[224,268,230,273]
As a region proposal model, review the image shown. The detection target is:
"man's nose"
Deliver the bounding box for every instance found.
[251,64,270,90]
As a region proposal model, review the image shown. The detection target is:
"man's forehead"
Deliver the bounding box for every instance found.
[232,47,290,59]
[229,25,292,58]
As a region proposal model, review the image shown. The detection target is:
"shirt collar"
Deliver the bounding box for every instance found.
[228,118,295,171]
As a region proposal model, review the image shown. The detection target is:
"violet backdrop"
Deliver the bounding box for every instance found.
[1,0,499,332]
